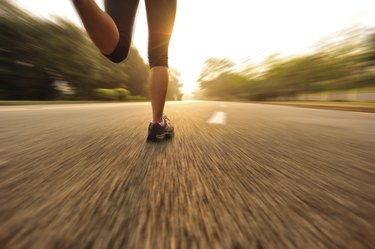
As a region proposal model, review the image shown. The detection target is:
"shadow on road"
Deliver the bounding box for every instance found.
[105,139,173,247]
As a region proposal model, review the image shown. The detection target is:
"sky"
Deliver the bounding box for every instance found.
[13,0,375,95]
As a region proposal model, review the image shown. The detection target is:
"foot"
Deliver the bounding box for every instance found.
[147,115,174,141]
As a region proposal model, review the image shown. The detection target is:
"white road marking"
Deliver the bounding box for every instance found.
[207,112,227,125]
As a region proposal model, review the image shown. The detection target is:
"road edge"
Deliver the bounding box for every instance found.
[257,102,375,113]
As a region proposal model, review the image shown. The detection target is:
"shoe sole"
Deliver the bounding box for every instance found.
[147,131,174,142]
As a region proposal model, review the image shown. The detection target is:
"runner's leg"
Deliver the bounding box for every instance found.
[72,0,119,55]
[145,0,177,123]
[73,0,139,63]
[104,0,139,62]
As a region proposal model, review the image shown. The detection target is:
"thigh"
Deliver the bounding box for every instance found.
[145,0,177,67]
[105,0,139,40]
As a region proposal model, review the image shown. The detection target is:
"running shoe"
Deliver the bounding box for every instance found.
[147,115,174,141]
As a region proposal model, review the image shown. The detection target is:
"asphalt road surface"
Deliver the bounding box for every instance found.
[0,101,374,249]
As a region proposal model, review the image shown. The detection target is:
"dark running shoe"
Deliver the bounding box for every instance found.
[147,115,174,141]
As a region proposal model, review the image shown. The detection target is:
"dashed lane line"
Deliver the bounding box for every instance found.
[207,112,227,125]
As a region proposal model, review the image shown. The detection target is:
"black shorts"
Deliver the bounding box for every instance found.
[104,0,176,68]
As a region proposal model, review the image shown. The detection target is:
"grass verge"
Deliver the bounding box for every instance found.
[0,100,148,105]
[264,101,375,107]
[258,101,375,113]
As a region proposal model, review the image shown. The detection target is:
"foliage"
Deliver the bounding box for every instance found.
[0,1,182,100]
[94,88,118,101]
[198,28,375,100]
[113,88,130,100]
[127,95,147,101]
[94,88,130,101]
[167,68,183,100]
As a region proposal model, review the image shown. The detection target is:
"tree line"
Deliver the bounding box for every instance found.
[0,1,182,101]
[198,28,375,100]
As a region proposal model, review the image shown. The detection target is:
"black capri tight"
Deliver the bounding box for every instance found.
[104,0,176,68]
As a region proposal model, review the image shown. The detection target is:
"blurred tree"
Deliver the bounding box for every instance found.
[198,58,234,89]
[363,30,375,66]
[166,68,183,100]
[121,48,149,97]
[0,0,154,100]
[198,28,375,101]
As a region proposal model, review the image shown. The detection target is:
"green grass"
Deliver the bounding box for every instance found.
[305,86,375,95]
[266,100,375,107]
[126,96,148,101]
[0,100,102,105]
[0,99,148,105]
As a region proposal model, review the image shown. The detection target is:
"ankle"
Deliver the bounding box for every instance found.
[152,119,163,123]
[152,116,163,123]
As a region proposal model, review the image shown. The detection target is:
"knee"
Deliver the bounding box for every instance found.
[105,47,130,64]
[104,39,131,64]
[149,58,169,68]
[148,49,169,68]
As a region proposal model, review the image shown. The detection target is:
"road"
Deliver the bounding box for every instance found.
[0,101,374,249]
